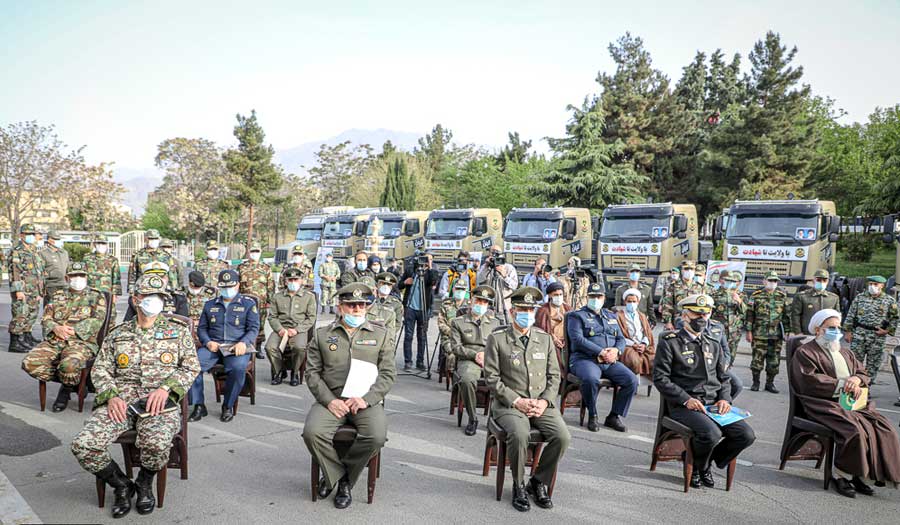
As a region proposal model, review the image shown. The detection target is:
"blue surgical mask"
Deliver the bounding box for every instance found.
[453,290,468,301]
[711,282,721,290]
[472,303,487,316]
[625,303,637,314]
[813,281,826,292]
[587,298,603,312]
[287,282,301,292]
[457,263,467,272]
[24,234,35,245]
[344,314,365,328]
[629,272,640,281]
[823,327,842,342]
[724,282,736,290]
[356,261,367,271]
[515,311,535,329]
[220,286,237,299]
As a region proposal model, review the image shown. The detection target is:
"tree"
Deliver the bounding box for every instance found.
[306,140,374,206]
[222,110,284,251]
[538,100,646,212]
[68,162,135,232]
[141,199,179,239]
[379,157,415,210]
[415,124,453,180]
[495,131,532,168]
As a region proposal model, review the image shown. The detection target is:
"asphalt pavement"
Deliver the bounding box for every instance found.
[1,289,900,525]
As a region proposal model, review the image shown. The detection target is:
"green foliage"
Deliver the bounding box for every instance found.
[141,200,179,239]
[63,242,90,262]
[379,157,415,210]
[839,234,877,262]
[495,132,532,168]
[836,245,895,278]
[416,124,453,181]
[306,140,374,206]
[438,156,546,214]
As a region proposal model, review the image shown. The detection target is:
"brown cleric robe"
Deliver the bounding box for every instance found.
[791,340,900,482]
[616,309,655,376]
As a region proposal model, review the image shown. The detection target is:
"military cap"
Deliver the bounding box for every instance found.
[678,293,714,314]
[188,270,205,287]
[510,286,543,308]
[283,267,303,280]
[249,242,261,252]
[472,285,496,302]
[629,263,642,271]
[48,229,62,240]
[681,260,696,270]
[670,267,680,273]
[867,275,887,284]
[92,233,108,243]
[66,261,88,276]
[134,273,169,297]
[376,272,397,285]
[696,263,706,272]
[160,238,174,248]
[586,282,606,296]
[206,240,219,250]
[359,276,377,289]
[813,269,829,279]
[337,282,375,304]
[19,223,36,234]
[145,229,161,239]
[217,269,239,287]
[291,245,304,254]
[765,271,780,281]
[724,272,741,283]
[142,260,170,274]
[452,278,469,290]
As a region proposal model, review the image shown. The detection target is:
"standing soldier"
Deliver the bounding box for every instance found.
[361,276,399,344]
[185,271,216,347]
[744,271,790,393]
[194,239,228,290]
[83,233,122,299]
[710,272,747,366]
[450,285,501,436]
[7,223,45,353]
[438,281,471,383]
[280,246,314,290]
[128,229,177,294]
[159,239,182,291]
[21,262,107,412]
[843,275,899,382]
[40,230,70,304]
[266,268,317,386]
[238,242,275,360]
[614,264,656,325]
[70,274,199,519]
[661,260,703,330]
[695,263,708,292]
[317,252,341,314]
[790,269,840,336]
[340,251,375,288]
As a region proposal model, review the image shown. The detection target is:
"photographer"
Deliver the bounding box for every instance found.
[477,245,518,318]
[398,252,440,371]
[559,256,589,310]
[522,257,554,297]
[438,250,476,299]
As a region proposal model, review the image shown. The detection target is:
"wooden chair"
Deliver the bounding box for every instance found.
[890,342,900,400]
[96,396,189,509]
[449,375,492,426]
[310,424,382,504]
[778,335,835,490]
[213,353,256,413]
[558,312,620,426]
[482,418,557,501]
[39,290,115,412]
[649,396,737,493]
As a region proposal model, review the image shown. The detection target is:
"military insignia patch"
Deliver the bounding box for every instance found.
[223,273,232,282]
[353,288,363,298]
[329,343,338,351]
[697,296,707,307]
[160,352,174,364]
[116,353,130,368]
[149,276,164,289]
[687,358,694,364]
[524,293,533,304]
[327,336,338,344]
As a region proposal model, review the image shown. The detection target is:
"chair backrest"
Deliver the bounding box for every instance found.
[785,335,814,420]
[97,291,115,348]
[559,311,573,375]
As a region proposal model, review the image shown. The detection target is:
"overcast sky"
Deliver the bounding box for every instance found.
[3,0,898,169]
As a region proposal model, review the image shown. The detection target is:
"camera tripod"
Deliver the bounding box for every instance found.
[397,268,437,380]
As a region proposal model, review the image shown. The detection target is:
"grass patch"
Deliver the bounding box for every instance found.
[836,245,896,278]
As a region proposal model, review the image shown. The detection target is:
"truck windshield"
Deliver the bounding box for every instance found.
[295,227,321,241]
[367,219,404,238]
[427,218,471,239]
[504,218,560,240]
[322,220,354,239]
[600,216,671,240]
[726,214,819,241]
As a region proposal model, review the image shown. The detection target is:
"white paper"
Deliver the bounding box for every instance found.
[340,359,378,398]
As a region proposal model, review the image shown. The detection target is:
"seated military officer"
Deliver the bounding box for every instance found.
[565,283,639,433]
[361,276,398,340]
[22,262,107,412]
[124,261,189,321]
[302,283,395,509]
[265,268,317,386]
[484,286,571,512]
[189,269,260,422]
[652,294,756,489]
[451,285,502,436]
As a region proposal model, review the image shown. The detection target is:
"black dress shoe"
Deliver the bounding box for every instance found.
[587,416,600,432]
[893,399,900,407]
[464,418,478,436]
[512,482,531,512]
[604,415,627,432]
[255,349,265,360]
[416,362,426,371]
[52,385,73,412]
[271,375,283,385]
[290,372,300,387]
[851,476,875,495]
[220,406,234,422]
[526,478,553,509]
[833,477,856,498]
[334,477,352,509]
[689,470,702,488]
[134,468,157,515]
[317,475,334,499]
[764,382,780,394]
[188,404,207,422]
[699,468,715,488]
[403,362,412,372]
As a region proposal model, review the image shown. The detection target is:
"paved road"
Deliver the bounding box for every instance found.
[1,290,900,524]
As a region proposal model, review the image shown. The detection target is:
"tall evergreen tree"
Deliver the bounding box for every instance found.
[415,124,453,181]
[495,131,532,169]
[379,156,415,210]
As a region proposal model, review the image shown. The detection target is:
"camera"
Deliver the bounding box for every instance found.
[488,254,506,268]
[413,254,430,274]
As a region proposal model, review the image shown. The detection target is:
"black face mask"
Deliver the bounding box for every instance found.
[689,317,708,333]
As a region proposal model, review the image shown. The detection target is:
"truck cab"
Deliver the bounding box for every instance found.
[715,199,840,296]
[274,206,352,265]
[321,207,390,269]
[598,203,702,300]
[364,210,429,269]
[502,207,593,278]
[881,213,900,299]
[425,208,502,271]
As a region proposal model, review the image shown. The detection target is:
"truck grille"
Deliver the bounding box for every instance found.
[330,247,351,259]
[429,250,457,262]
[744,260,790,277]
[610,256,652,269]
[510,253,540,267]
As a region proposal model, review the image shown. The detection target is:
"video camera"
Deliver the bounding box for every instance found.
[487,253,506,268]
[413,254,430,274]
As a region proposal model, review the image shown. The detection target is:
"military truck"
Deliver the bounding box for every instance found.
[364,210,429,269]
[598,203,707,300]
[274,206,352,265]
[320,207,390,269]
[713,198,841,296]
[424,208,503,271]
[502,207,593,278]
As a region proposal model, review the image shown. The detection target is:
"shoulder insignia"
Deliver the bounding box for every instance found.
[491,325,507,334]
[663,332,678,340]
[165,315,189,327]
[531,326,549,336]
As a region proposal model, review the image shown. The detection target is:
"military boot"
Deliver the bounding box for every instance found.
[134,467,156,515]
[765,376,780,394]
[8,334,27,353]
[750,371,760,392]
[52,385,73,412]
[96,461,135,519]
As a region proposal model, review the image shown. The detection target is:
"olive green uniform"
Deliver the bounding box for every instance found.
[438,298,466,373]
[302,320,396,489]
[744,288,790,379]
[449,311,501,422]
[40,243,70,301]
[791,288,840,336]
[266,289,317,377]
[484,325,571,486]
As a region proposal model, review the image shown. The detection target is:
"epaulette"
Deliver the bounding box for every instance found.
[491,325,508,334]
[531,326,549,336]
[51,288,68,299]
[165,315,189,327]
[106,320,134,339]
[662,331,679,340]
[367,319,386,328]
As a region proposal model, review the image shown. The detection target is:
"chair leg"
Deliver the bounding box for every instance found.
[157,466,167,508]
[78,369,88,412]
[39,381,47,412]
[367,454,378,504]
[683,440,693,493]
[650,441,660,472]
[376,450,382,478]
[579,401,586,427]
[449,385,457,415]
[548,466,558,498]
[726,458,736,491]
[559,393,566,415]
[311,458,320,502]
[96,477,106,508]
[233,397,239,415]
[495,441,506,501]
[482,435,494,477]
[249,370,256,405]
[483,393,490,416]
[121,444,134,479]
[180,439,189,480]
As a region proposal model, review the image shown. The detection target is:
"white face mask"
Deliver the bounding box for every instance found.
[682,270,695,281]
[765,282,777,292]
[207,250,219,259]
[148,239,160,249]
[292,255,303,264]
[139,295,165,316]
[95,244,108,254]
[69,277,87,291]
[287,281,301,292]
[188,286,202,295]
[371,264,382,273]
[378,285,392,296]
[550,295,564,306]
[869,285,881,295]
[250,252,261,262]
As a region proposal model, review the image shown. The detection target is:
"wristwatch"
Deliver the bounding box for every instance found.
[160,385,171,393]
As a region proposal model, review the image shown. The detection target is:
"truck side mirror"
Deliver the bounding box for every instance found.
[472,217,487,236]
[677,231,687,239]
[403,220,417,236]
[829,216,842,234]
[562,219,576,240]
[673,215,688,234]
[883,215,896,244]
[712,216,723,242]
[356,221,367,236]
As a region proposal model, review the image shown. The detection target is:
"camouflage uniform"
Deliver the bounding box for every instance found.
[160,239,182,290]
[70,275,200,474]
[22,265,107,385]
[186,285,217,324]
[194,240,229,291]
[744,283,789,382]
[83,237,122,296]
[710,282,747,366]
[317,259,341,310]
[661,278,704,325]
[128,230,177,293]
[279,252,314,290]
[7,227,45,338]
[238,249,275,349]
[843,287,899,381]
